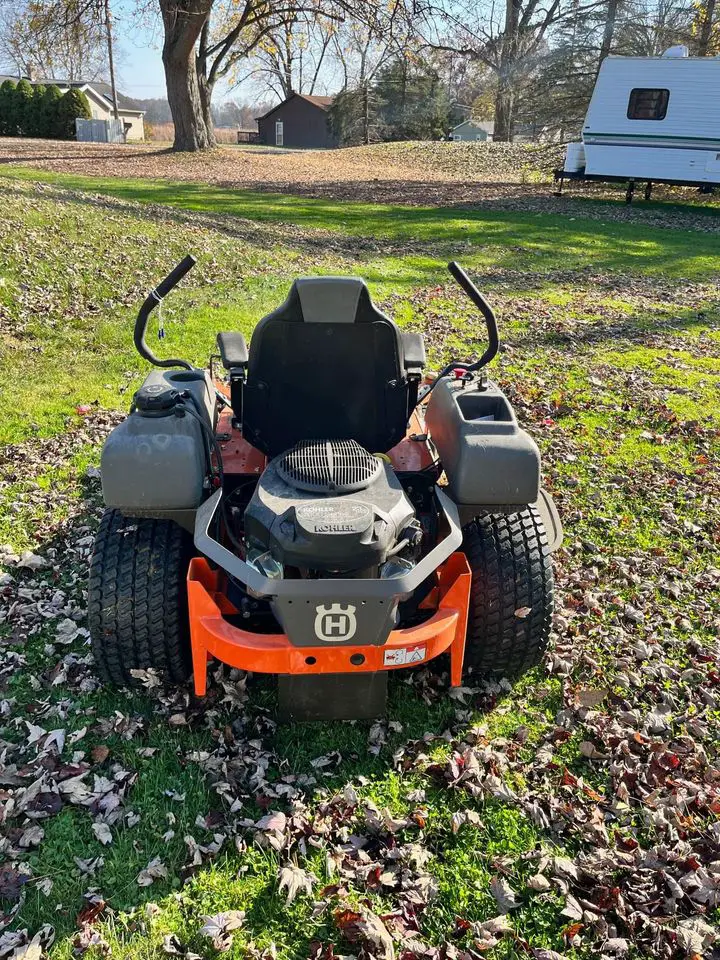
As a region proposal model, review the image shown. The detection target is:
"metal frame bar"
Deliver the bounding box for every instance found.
[193,487,463,599]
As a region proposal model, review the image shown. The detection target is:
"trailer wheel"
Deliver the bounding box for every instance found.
[462,506,553,677]
[88,510,193,685]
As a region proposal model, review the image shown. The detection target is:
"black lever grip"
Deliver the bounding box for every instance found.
[415,261,501,407]
[154,254,197,300]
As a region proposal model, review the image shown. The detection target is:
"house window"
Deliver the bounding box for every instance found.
[627,88,669,120]
[275,121,284,146]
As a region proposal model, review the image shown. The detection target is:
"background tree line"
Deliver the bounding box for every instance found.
[0,77,91,137]
[0,0,718,150]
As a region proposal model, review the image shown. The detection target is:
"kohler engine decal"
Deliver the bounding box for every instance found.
[296,501,373,535]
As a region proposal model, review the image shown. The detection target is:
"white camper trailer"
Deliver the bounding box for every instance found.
[558,47,720,198]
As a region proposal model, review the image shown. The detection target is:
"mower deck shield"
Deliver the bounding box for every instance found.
[187,552,471,696]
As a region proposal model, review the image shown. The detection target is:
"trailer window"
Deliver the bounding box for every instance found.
[627,88,669,120]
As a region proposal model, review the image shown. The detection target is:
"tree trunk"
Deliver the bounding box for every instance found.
[103,0,120,124]
[494,0,520,141]
[282,20,295,98]
[196,65,217,148]
[493,79,514,141]
[159,0,213,151]
[362,84,369,144]
[698,0,717,54]
[598,0,618,72]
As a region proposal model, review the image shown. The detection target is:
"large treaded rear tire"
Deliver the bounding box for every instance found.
[462,506,553,677]
[88,510,193,685]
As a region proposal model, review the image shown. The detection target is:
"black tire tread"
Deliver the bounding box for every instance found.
[88,510,192,685]
[462,505,553,677]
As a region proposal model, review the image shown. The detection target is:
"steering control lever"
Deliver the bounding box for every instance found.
[418,261,500,404]
[134,254,197,370]
[447,260,499,372]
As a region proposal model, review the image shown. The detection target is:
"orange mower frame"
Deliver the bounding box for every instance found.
[187,551,471,696]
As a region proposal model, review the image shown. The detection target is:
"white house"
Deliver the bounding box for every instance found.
[61,81,145,140]
[0,76,145,140]
[563,47,720,187]
[450,119,494,141]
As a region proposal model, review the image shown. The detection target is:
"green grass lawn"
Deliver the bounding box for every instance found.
[0,171,718,960]
[4,165,720,277]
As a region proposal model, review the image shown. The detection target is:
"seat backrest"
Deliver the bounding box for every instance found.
[243,277,414,457]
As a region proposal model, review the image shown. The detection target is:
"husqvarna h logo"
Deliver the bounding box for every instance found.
[314,604,357,642]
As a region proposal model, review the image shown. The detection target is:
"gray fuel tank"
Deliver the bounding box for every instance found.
[425,378,540,506]
[101,369,216,514]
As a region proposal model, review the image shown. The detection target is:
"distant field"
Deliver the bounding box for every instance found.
[0,135,557,187]
[147,122,239,144]
[4,136,720,216]
[0,136,565,208]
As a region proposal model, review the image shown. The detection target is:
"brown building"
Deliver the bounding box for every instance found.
[256,94,337,149]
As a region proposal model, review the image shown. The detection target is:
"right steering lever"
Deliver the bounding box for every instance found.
[417,262,500,406]
[447,260,499,372]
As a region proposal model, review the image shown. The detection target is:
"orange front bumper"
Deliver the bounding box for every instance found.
[187,553,471,696]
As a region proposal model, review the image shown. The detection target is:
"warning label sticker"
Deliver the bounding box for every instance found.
[383,645,427,667]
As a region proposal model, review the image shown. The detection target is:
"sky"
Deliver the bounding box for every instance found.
[113,4,171,100]
[112,2,275,104]
[111,1,335,104]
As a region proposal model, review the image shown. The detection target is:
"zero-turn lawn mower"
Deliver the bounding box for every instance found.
[89,257,562,720]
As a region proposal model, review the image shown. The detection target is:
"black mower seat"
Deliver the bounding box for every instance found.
[242,277,425,458]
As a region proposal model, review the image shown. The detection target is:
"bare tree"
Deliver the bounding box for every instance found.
[417,0,580,140]
[693,0,717,52]
[0,0,107,80]
[597,0,618,68]
[193,0,353,146]
[243,14,338,98]
[618,0,693,55]
[328,16,403,88]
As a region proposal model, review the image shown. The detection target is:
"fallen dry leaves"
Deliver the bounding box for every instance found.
[4,137,720,224]
[0,175,719,960]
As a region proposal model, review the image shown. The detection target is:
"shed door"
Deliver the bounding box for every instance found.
[275,121,284,146]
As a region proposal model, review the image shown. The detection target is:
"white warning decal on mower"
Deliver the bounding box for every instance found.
[383,645,426,667]
[314,604,357,642]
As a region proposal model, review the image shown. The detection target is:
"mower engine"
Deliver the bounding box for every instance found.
[242,440,423,580]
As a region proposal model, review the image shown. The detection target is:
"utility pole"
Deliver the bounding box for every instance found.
[102,0,123,138]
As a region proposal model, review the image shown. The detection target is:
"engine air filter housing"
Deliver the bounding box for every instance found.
[278,439,382,493]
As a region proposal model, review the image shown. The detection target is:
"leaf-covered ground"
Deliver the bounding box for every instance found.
[0,173,719,960]
[0,137,563,197]
[4,137,720,215]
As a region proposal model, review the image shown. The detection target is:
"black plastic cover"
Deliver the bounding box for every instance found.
[134,381,181,414]
[217,332,249,369]
[242,277,425,457]
[244,450,415,572]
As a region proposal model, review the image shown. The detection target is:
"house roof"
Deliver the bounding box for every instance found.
[70,80,143,112]
[0,75,143,113]
[300,94,333,109]
[256,92,335,121]
[452,119,494,133]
